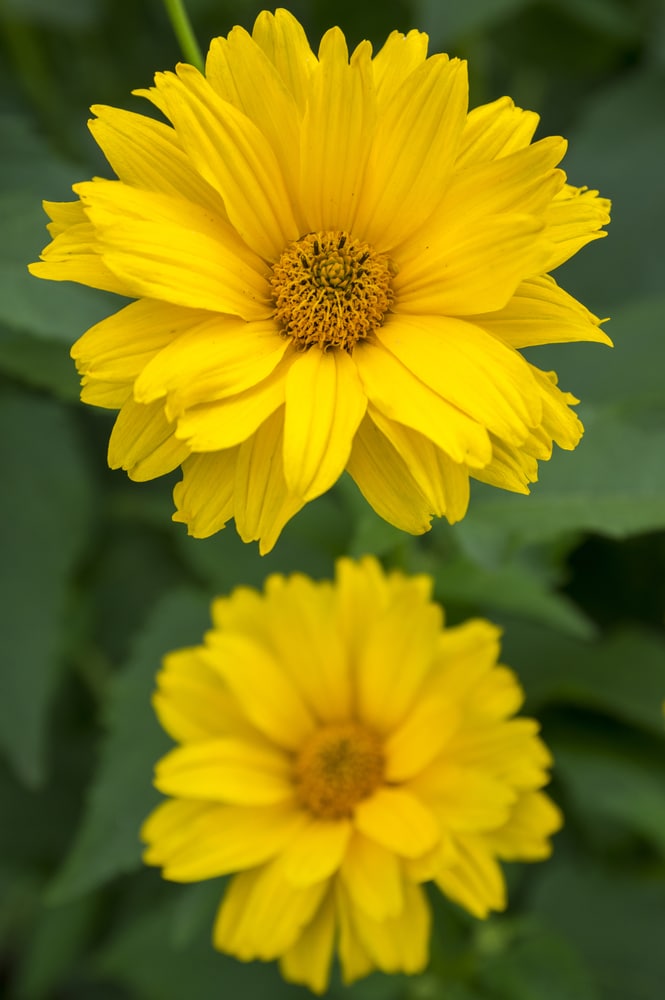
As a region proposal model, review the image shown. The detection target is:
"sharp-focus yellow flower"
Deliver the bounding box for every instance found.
[141,557,562,993]
[30,9,611,553]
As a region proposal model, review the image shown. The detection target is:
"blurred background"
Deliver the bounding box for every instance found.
[1,0,664,997]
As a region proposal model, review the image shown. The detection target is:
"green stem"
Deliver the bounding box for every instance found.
[162,0,204,71]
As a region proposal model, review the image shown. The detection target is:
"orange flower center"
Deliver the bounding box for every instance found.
[271,231,395,352]
[294,722,385,819]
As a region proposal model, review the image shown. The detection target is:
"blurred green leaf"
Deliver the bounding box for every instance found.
[93,882,308,1000]
[531,856,665,1000]
[48,588,209,904]
[0,388,93,786]
[472,917,598,1000]
[416,0,534,43]
[12,893,98,1000]
[0,324,80,401]
[2,0,105,30]
[502,624,665,737]
[555,733,665,857]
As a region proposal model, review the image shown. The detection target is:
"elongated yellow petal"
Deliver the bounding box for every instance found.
[384,695,459,782]
[28,220,129,296]
[544,184,611,271]
[395,214,549,316]
[299,29,375,231]
[89,104,223,213]
[346,415,433,534]
[371,30,429,109]
[367,410,471,522]
[143,801,305,881]
[107,397,189,481]
[492,790,562,860]
[132,317,286,414]
[434,834,507,917]
[456,96,539,168]
[354,339,491,467]
[214,860,327,960]
[174,362,289,451]
[153,65,300,259]
[72,299,205,384]
[205,26,302,208]
[473,274,611,348]
[233,409,306,554]
[354,55,468,249]
[280,818,352,885]
[208,631,316,751]
[354,788,439,858]
[339,832,403,920]
[283,347,367,500]
[251,8,318,114]
[347,881,430,975]
[154,738,293,804]
[173,449,238,537]
[377,315,541,442]
[280,890,336,995]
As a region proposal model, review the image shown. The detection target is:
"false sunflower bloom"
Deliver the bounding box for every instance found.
[142,557,561,993]
[30,9,610,553]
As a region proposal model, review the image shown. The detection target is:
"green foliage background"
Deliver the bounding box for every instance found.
[1,0,664,996]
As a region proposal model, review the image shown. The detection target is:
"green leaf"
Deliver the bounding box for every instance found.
[0,323,80,401]
[0,388,93,786]
[2,0,105,29]
[47,588,210,904]
[415,0,534,44]
[531,856,665,1000]
[554,732,665,857]
[93,882,307,1000]
[501,624,665,738]
[12,893,98,1000]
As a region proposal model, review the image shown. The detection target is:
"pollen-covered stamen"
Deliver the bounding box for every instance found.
[271,231,395,352]
[294,722,385,820]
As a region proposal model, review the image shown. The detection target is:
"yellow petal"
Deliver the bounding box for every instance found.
[345,880,430,975]
[384,695,459,782]
[80,379,131,409]
[172,449,238,538]
[473,274,611,348]
[258,574,353,722]
[208,631,315,750]
[299,28,376,231]
[280,818,352,885]
[142,800,304,880]
[153,646,256,743]
[283,347,367,500]
[205,27,303,213]
[174,361,289,451]
[76,180,271,318]
[233,408,306,554]
[346,414,433,534]
[132,317,287,415]
[456,96,539,168]
[366,410,471,523]
[355,55,468,249]
[544,184,611,271]
[492,790,563,861]
[154,737,292,804]
[214,860,327,960]
[371,30,429,110]
[434,834,506,918]
[395,213,549,316]
[413,765,516,832]
[29,219,129,296]
[153,65,300,259]
[251,8,318,115]
[354,787,439,858]
[280,890,336,995]
[107,397,189,481]
[72,299,205,384]
[89,104,223,213]
[376,315,541,442]
[339,832,403,920]
[353,338,491,467]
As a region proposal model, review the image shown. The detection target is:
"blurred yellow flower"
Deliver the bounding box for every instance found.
[30,9,610,553]
[141,557,562,993]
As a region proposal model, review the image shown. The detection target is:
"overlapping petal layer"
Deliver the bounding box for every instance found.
[142,557,561,992]
[30,8,610,552]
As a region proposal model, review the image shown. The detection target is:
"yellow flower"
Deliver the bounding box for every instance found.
[141,557,562,993]
[30,9,611,554]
